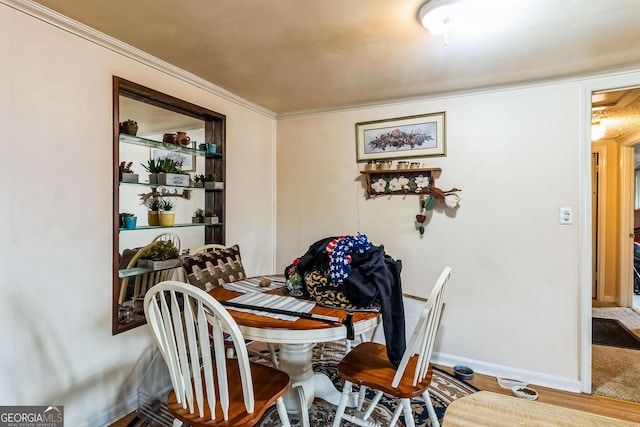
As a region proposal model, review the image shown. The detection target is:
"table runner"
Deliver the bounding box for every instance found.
[222,276,286,293]
[226,291,316,321]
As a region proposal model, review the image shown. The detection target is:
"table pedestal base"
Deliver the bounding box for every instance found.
[277,342,359,426]
[279,343,315,414]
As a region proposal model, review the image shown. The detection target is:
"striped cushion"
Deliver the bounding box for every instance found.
[180,245,246,291]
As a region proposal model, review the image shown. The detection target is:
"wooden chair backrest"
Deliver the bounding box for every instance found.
[391,266,452,388]
[191,244,227,254]
[144,280,255,421]
[152,233,182,252]
[119,242,177,304]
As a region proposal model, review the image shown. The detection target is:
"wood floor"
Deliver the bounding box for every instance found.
[108,364,640,426]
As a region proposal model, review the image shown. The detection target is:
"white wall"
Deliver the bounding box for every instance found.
[0,3,276,425]
[276,83,587,387]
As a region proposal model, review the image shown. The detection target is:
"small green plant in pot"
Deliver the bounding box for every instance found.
[119,161,139,183]
[119,212,136,229]
[192,208,204,223]
[155,158,190,187]
[145,198,162,226]
[159,199,176,226]
[141,159,162,184]
[137,240,180,270]
[204,210,218,224]
[194,174,206,188]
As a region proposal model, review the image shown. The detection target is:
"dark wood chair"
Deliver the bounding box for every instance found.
[332,267,452,427]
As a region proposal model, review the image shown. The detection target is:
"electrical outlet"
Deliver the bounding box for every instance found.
[560,207,573,225]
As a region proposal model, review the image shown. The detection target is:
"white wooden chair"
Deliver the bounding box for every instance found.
[187,243,279,365]
[144,281,291,427]
[332,267,452,427]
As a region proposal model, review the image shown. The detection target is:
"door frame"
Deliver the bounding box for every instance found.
[619,142,635,308]
[591,145,607,303]
[580,72,640,394]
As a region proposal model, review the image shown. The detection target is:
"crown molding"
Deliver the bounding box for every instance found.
[1,0,276,119]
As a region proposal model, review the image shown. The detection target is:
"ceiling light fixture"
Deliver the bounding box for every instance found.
[591,121,606,141]
[418,0,463,45]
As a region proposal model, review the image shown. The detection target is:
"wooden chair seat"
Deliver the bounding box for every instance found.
[337,341,433,398]
[168,360,290,427]
[332,267,452,427]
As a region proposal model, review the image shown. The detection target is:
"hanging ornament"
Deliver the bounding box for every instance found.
[423,194,436,211]
[416,213,426,236]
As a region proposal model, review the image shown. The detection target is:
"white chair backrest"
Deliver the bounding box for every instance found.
[191,244,227,254]
[119,242,175,304]
[153,233,182,252]
[391,267,452,388]
[144,280,255,421]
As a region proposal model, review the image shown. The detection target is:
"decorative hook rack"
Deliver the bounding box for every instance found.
[138,188,192,204]
[415,187,461,236]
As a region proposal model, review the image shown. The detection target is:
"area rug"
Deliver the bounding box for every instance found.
[592,344,640,404]
[592,317,640,350]
[256,362,477,427]
[592,308,640,339]
[127,344,477,427]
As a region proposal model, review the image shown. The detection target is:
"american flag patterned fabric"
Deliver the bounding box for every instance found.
[326,233,371,282]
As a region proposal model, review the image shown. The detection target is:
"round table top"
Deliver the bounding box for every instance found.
[209,286,380,344]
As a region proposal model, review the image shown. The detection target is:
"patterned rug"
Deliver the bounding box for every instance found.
[128,343,478,427]
[256,362,477,426]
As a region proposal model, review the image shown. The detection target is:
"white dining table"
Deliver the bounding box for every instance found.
[209,284,381,425]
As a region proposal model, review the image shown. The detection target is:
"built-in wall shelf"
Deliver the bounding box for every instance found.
[360,167,441,198]
[120,133,222,158]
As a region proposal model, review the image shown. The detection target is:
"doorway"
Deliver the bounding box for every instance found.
[591,87,640,307]
[590,86,640,403]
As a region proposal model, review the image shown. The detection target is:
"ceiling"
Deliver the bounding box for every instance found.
[29,0,640,116]
[592,88,640,144]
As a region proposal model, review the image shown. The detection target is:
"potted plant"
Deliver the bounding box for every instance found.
[119,119,138,136]
[141,159,162,184]
[204,210,219,224]
[192,208,204,223]
[119,212,137,229]
[157,158,190,187]
[119,161,139,183]
[202,174,216,190]
[136,240,180,271]
[159,199,176,226]
[206,141,217,154]
[213,174,224,190]
[146,198,162,226]
[193,174,205,188]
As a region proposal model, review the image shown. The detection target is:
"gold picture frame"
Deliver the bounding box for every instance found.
[355,112,446,162]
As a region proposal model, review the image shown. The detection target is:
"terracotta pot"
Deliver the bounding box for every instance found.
[120,121,138,136]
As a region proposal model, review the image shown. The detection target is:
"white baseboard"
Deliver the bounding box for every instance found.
[431,352,582,393]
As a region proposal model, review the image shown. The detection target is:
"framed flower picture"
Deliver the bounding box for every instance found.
[355,112,446,161]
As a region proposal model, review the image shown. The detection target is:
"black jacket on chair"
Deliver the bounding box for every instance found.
[288,236,406,367]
